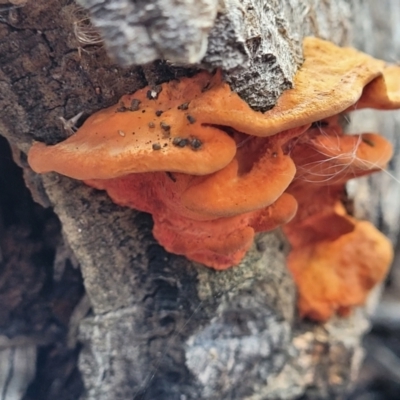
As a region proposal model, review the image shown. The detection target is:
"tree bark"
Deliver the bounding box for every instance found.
[0,1,398,400]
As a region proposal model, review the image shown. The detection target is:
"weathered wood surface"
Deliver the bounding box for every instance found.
[76,0,351,111]
[0,0,399,399]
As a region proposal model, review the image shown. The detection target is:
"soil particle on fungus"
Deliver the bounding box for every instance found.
[146,85,162,100]
[190,137,202,149]
[116,102,127,112]
[186,115,196,124]
[155,110,163,116]
[129,99,141,111]
[160,122,170,132]
[152,143,162,150]
[172,137,188,147]
[177,102,189,110]
[148,122,155,128]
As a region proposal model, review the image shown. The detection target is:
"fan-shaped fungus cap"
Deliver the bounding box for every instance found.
[180,126,308,218]
[86,171,297,269]
[151,210,256,270]
[249,193,298,233]
[28,72,237,179]
[285,118,393,320]
[151,192,298,270]
[287,208,393,321]
[28,123,236,179]
[188,37,388,137]
[311,132,392,177]
[352,65,400,110]
[291,116,393,185]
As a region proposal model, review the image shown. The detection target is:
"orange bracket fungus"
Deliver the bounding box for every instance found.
[28,37,400,320]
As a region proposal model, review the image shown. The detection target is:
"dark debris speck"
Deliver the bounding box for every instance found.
[116,102,128,112]
[172,137,188,148]
[190,138,202,150]
[160,122,170,132]
[177,102,189,110]
[129,99,141,111]
[146,85,162,100]
[186,115,196,124]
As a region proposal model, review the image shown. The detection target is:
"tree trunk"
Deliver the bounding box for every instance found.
[0,1,398,399]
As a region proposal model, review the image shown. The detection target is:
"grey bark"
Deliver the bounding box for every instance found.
[0,1,398,400]
[76,0,352,111]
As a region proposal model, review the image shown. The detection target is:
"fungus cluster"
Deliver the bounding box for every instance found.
[284,115,394,320]
[28,37,400,320]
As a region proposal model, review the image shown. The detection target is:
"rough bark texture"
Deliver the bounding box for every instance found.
[76,0,351,110]
[0,1,398,400]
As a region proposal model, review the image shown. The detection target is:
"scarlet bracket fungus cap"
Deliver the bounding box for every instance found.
[189,37,388,136]
[182,141,296,217]
[180,126,308,218]
[28,71,239,179]
[249,193,298,233]
[28,112,237,180]
[85,172,298,269]
[311,133,393,175]
[352,65,400,110]
[292,117,394,185]
[287,207,393,321]
[151,193,298,270]
[285,120,394,320]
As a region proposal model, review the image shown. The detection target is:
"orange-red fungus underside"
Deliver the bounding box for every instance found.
[28,37,400,321]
